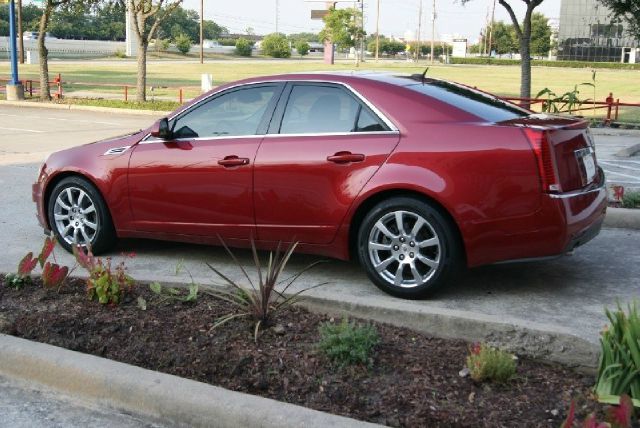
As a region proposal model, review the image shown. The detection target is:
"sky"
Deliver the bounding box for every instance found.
[182,0,562,43]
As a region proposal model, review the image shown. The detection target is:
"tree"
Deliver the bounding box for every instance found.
[596,0,640,40]
[491,21,518,55]
[235,37,252,57]
[124,0,182,102]
[295,40,310,56]
[529,12,551,57]
[319,7,364,51]
[461,0,546,99]
[261,33,290,58]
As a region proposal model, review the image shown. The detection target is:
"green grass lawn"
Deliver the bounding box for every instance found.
[2,59,639,120]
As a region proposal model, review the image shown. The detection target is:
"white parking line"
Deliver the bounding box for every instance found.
[0,126,45,133]
[0,113,120,126]
[599,161,640,172]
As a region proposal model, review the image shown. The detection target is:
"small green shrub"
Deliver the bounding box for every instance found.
[595,302,640,407]
[114,49,126,58]
[235,38,253,57]
[174,33,192,55]
[466,343,516,383]
[149,281,198,303]
[318,318,379,367]
[449,57,640,70]
[295,40,310,57]
[622,192,640,209]
[261,33,291,58]
[74,246,134,305]
[3,273,31,289]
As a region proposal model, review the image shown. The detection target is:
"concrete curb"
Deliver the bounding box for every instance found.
[604,208,640,230]
[297,296,599,370]
[616,143,640,158]
[0,334,380,428]
[0,100,170,116]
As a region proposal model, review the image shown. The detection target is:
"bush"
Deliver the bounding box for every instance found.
[622,192,640,209]
[74,245,134,305]
[261,33,291,58]
[235,38,253,57]
[449,56,640,70]
[295,40,310,57]
[174,33,192,55]
[318,318,379,367]
[466,343,516,383]
[595,302,640,407]
[114,49,126,58]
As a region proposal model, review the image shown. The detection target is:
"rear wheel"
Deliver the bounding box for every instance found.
[357,197,460,299]
[47,176,116,254]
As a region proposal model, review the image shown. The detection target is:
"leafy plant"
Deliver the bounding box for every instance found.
[174,33,192,55]
[235,38,253,57]
[260,33,291,58]
[561,394,635,428]
[6,236,70,289]
[295,40,310,57]
[73,245,134,305]
[622,192,640,209]
[114,49,126,58]
[205,238,325,341]
[149,281,198,303]
[318,318,379,367]
[595,302,640,407]
[466,342,516,383]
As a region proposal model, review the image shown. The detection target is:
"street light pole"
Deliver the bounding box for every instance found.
[17,0,23,64]
[199,0,204,64]
[375,0,380,62]
[430,0,435,64]
[415,0,422,62]
[7,0,24,100]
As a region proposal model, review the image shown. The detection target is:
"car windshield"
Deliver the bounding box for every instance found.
[403,78,530,123]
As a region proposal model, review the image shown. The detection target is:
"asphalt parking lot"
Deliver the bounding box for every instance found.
[0,105,639,346]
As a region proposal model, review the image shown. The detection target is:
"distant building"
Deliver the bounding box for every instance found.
[558,0,639,63]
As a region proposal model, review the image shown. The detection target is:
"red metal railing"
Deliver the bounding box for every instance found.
[500,92,640,124]
[0,74,62,99]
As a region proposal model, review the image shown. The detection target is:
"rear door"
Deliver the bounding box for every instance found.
[253,82,400,244]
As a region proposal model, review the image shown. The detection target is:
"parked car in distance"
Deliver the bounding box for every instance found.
[32,72,607,298]
[23,31,57,40]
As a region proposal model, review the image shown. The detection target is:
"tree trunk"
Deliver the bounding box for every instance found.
[38,3,53,101]
[518,6,534,106]
[17,0,24,64]
[136,40,147,102]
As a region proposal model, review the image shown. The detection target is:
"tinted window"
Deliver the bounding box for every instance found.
[171,86,276,138]
[406,80,529,123]
[280,85,360,134]
[356,107,386,132]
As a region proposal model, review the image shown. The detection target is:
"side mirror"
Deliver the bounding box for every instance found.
[150,118,173,140]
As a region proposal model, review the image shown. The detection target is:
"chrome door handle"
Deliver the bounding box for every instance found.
[327,151,365,164]
[218,156,250,167]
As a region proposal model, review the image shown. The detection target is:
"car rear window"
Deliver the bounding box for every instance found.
[405,80,529,123]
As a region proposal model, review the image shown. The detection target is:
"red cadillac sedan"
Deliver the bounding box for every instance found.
[32,72,607,298]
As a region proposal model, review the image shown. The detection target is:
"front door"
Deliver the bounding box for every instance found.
[128,83,282,239]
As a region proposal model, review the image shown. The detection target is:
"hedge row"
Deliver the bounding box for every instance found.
[449,57,640,70]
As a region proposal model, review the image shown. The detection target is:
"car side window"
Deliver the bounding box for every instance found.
[170,86,276,139]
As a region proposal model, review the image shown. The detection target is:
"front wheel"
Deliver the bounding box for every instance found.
[47,176,116,254]
[357,197,461,299]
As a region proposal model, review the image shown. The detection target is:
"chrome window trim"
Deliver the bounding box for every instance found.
[164,78,399,129]
[140,130,399,144]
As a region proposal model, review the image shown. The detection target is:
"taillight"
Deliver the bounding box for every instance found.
[523,128,560,193]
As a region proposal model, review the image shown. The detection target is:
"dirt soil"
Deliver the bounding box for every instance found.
[0,276,625,427]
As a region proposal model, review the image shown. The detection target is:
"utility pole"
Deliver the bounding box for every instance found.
[17,0,23,64]
[275,0,279,33]
[487,0,496,58]
[415,0,422,62]
[199,0,204,64]
[430,0,435,64]
[375,0,380,61]
[360,0,365,62]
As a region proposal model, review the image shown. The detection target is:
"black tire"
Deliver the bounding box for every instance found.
[357,197,461,299]
[47,176,116,254]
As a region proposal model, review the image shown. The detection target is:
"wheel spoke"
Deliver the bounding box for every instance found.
[77,190,86,207]
[66,188,75,205]
[62,224,73,236]
[411,217,425,237]
[374,257,394,272]
[82,205,95,215]
[54,213,69,221]
[394,211,405,235]
[84,220,97,230]
[410,264,422,283]
[73,228,80,244]
[56,196,71,211]
[393,264,404,286]
[417,254,438,269]
[80,227,91,244]
[369,242,392,251]
[418,237,439,248]
[375,220,397,239]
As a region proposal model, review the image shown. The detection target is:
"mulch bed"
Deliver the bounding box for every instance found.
[0,275,620,427]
